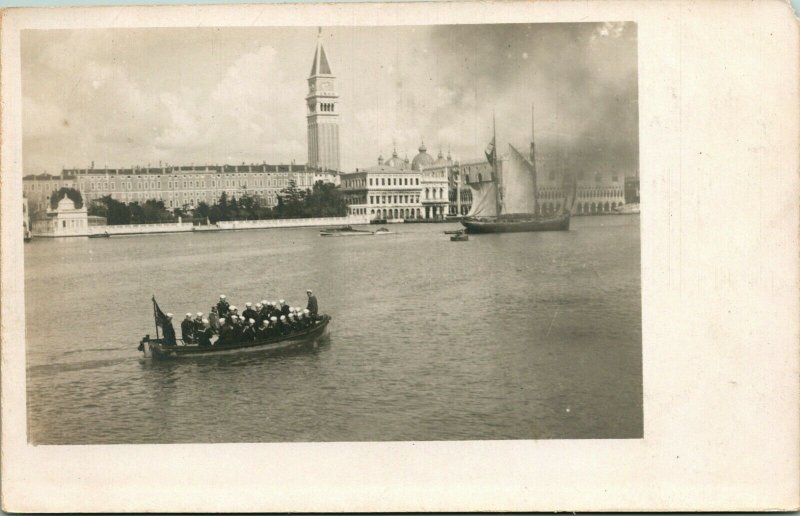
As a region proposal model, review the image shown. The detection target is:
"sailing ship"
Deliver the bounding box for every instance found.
[461,108,576,234]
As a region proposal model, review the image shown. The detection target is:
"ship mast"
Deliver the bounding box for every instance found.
[531,104,539,216]
[492,112,502,217]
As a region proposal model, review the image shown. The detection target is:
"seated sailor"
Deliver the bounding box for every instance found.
[181,313,195,344]
[162,313,177,346]
[194,312,204,334]
[217,295,230,317]
[242,302,257,322]
[208,306,220,330]
[216,317,231,344]
[259,301,270,321]
[253,303,263,325]
[198,319,214,347]
[278,315,290,335]
[230,315,243,340]
[256,319,270,339]
[279,300,290,317]
[242,318,257,341]
[269,316,279,337]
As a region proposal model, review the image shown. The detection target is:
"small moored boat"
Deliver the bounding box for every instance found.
[89,231,110,239]
[450,232,469,241]
[320,225,392,237]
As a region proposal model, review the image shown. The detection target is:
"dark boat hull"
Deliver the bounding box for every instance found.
[140,316,331,360]
[461,213,570,234]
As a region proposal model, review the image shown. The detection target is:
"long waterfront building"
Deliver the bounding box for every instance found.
[23,163,338,212]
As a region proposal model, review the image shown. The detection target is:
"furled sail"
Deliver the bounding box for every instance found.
[466,181,498,217]
[502,144,538,215]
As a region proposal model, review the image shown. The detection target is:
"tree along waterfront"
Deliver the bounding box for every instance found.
[87,180,347,225]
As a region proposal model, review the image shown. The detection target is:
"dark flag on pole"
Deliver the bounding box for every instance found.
[152,297,169,328]
[484,136,496,166]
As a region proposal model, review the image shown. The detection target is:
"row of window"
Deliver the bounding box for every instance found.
[370,177,419,187]
[87,177,308,191]
[367,195,420,205]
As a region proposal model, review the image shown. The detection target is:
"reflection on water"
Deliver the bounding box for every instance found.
[25,216,641,444]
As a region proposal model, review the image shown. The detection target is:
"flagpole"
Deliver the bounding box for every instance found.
[152,296,160,340]
[531,104,539,216]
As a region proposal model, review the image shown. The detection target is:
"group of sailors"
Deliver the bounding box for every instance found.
[161,290,320,347]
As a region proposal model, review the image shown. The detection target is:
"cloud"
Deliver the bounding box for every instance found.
[22,24,638,177]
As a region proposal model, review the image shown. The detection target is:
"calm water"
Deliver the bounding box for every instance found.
[25,215,641,444]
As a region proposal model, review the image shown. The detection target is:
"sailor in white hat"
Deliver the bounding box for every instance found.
[243,302,257,322]
[181,313,195,344]
[197,318,214,347]
[217,295,230,317]
[279,299,289,318]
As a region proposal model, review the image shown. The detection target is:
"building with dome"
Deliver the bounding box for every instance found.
[340,141,452,221]
[414,143,450,219]
[32,193,91,237]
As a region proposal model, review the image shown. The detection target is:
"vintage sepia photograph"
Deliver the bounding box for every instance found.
[21,22,641,444]
[4,1,799,512]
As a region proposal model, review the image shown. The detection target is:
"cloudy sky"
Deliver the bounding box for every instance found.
[22,22,637,176]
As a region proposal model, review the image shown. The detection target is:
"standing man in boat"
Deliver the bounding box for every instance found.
[217,295,230,317]
[181,313,195,344]
[306,289,319,319]
[162,313,177,346]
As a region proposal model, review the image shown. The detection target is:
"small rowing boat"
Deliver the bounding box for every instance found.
[88,232,110,239]
[320,226,392,237]
[138,315,331,360]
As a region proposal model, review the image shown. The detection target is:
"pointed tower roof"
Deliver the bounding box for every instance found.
[310,28,332,76]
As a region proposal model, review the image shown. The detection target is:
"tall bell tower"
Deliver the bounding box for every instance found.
[306,28,340,172]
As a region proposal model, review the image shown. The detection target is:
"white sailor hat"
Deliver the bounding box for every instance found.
[245,302,252,307]
[186,313,192,317]
[279,299,285,304]
[299,312,306,317]
[196,312,203,317]
[219,317,226,324]
[261,299,268,305]
[280,315,286,321]
[270,316,278,322]
[303,308,310,314]
[306,289,312,293]
[255,303,262,309]
[166,313,173,318]
[202,318,209,325]
[231,315,238,320]
[220,294,226,299]
[230,306,237,311]
[248,318,255,324]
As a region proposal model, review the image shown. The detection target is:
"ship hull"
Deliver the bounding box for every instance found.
[461,213,570,233]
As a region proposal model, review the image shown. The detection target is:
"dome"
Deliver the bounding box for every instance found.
[57,194,75,211]
[384,148,409,170]
[411,142,435,171]
[433,148,450,166]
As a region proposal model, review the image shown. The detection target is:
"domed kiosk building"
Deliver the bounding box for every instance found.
[340,142,451,221]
